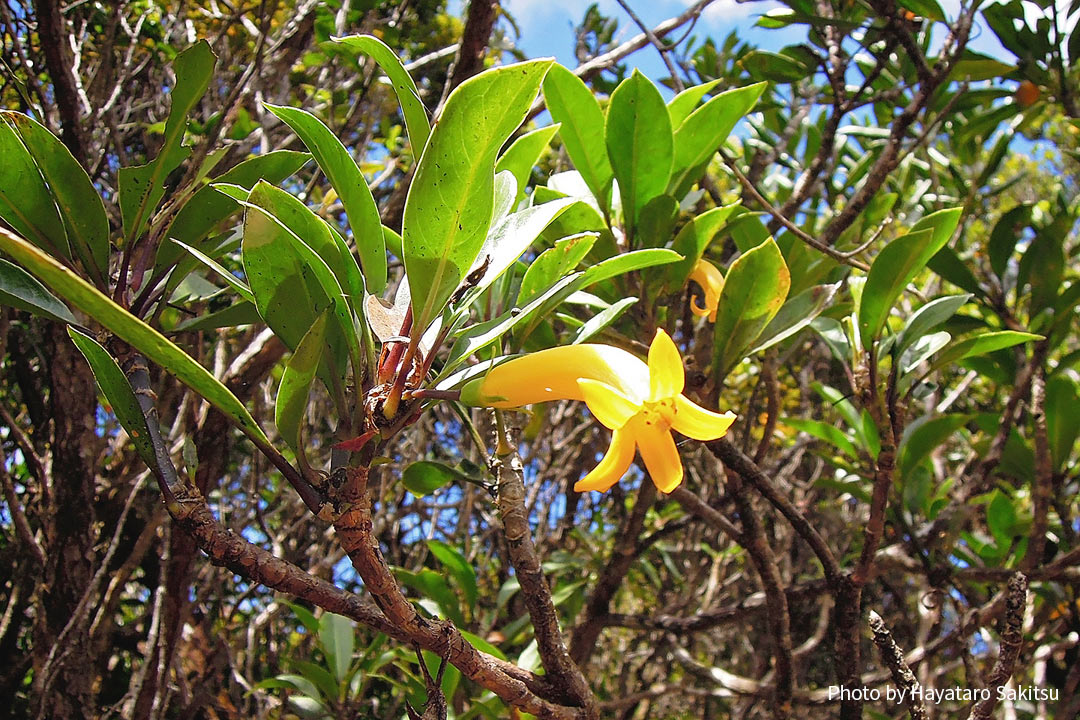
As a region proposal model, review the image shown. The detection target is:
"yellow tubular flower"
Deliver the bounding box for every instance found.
[462,330,736,494]
[688,259,724,322]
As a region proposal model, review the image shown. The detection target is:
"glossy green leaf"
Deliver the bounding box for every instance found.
[402,460,464,496]
[749,282,839,354]
[446,274,579,369]
[582,248,683,286]
[0,227,268,444]
[266,104,385,294]
[119,40,215,244]
[667,79,722,127]
[464,197,579,305]
[403,59,552,335]
[276,312,329,456]
[670,83,766,192]
[0,122,70,260]
[573,297,637,344]
[605,69,672,230]
[927,331,1042,375]
[0,258,77,324]
[894,294,971,357]
[664,204,740,287]
[712,238,791,379]
[67,327,158,470]
[518,233,597,305]
[156,150,309,271]
[241,189,354,396]
[495,125,560,202]
[318,613,355,683]
[2,111,108,283]
[244,181,366,313]
[332,34,431,153]
[170,239,255,303]
[427,539,478,607]
[542,64,612,211]
[173,300,261,332]
[859,208,961,343]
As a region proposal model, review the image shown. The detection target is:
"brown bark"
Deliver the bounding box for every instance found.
[31,322,100,719]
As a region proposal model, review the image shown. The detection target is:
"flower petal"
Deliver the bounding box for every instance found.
[578,379,640,430]
[465,344,649,407]
[574,428,635,493]
[672,396,737,441]
[647,329,684,401]
[688,260,723,323]
[636,426,683,493]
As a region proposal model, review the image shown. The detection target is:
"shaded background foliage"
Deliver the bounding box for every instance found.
[1,0,1079,719]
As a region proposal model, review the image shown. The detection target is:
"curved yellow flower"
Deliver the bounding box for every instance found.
[688,259,724,322]
[462,330,736,493]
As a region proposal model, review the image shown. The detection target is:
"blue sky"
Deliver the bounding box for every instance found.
[482,0,1027,79]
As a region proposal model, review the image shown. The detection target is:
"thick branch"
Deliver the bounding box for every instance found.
[493,438,594,711]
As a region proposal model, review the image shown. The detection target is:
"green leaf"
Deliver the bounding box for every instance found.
[495,125,560,202]
[667,79,723,128]
[1045,375,1080,468]
[581,248,683,286]
[573,297,637,344]
[446,274,580,368]
[466,196,580,303]
[663,204,740,286]
[749,282,839,354]
[460,630,506,661]
[988,204,1030,280]
[927,331,1042,375]
[898,414,972,479]
[897,0,946,22]
[2,111,108,284]
[156,150,310,271]
[67,327,158,470]
[427,539,478,607]
[894,294,971,357]
[290,660,339,704]
[0,258,77,324]
[0,121,70,260]
[331,35,431,153]
[170,239,255,303]
[403,59,552,334]
[670,83,766,193]
[783,417,859,459]
[740,50,808,82]
[243,181,365,313]
[712,238,791,379]
[542,64,612,211]
[0,227,268,444]
[276,312,329,456]
[605,69,673,231]
[319,613,355,683]
[241,189,355,396]
[173,300,261,332]
[859,208,961,343]
[402,461,465,496]
[986,490,1018,546]
[394,567,465,626]
[518,233,596,305]
[266,104,386,294]
[119,40,216,244]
